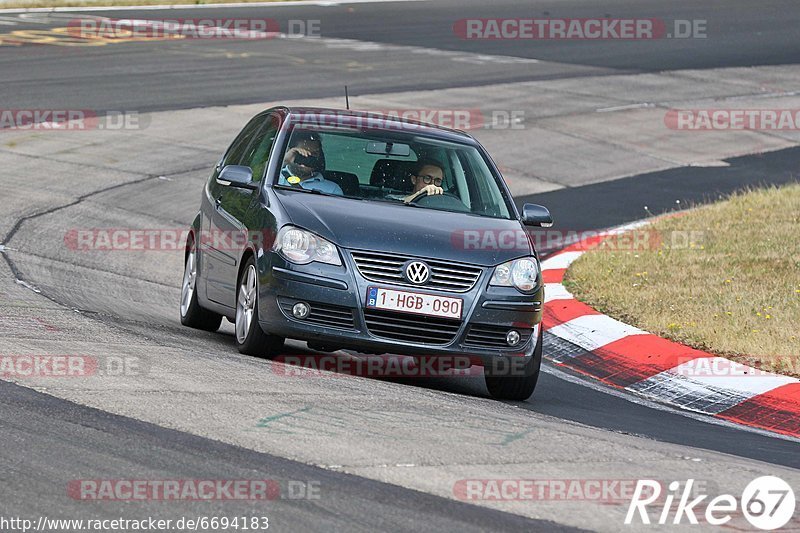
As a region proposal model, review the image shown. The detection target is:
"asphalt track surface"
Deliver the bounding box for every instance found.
[1,0,800,530]
[1,0,800,111]
[0,379,575,532]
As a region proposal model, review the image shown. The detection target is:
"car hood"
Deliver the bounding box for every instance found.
[274,190,532,267]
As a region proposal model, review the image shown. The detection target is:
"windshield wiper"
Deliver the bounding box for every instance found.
[274,185,363,200]
[274,185,334,196]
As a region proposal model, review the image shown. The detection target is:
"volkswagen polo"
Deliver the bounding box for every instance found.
[180,107,553,400]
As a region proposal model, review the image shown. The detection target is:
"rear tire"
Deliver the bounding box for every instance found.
[484,328,543,401]
[180,238,223,332]
[235,257,284,358]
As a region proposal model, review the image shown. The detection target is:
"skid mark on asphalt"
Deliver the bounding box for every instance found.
[255,406,312,428]
[248,388,545,446]
[0,315,60,334]
[496,429,533,446]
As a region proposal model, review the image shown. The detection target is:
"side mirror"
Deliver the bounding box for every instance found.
[217,165,257,190]
[521,203,553,227]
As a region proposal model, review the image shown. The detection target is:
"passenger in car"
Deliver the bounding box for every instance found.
[278,131,343,195]
[403,159,445,203]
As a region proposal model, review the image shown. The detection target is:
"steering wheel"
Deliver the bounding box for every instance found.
[410,190,470,212]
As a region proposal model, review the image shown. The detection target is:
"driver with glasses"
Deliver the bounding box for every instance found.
[403,159,445,204]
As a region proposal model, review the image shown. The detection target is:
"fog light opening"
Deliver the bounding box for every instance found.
[292,302,310,319]
[506,330,521,346]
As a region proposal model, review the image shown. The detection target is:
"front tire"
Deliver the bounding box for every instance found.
[484,328,543,401]
[180,240,223,332]
[235,257,284,357]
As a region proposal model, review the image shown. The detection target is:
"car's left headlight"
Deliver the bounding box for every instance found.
[490,257,540,293]
[273,226,342,266]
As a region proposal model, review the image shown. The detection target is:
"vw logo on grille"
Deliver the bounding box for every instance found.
[405,261,430,285]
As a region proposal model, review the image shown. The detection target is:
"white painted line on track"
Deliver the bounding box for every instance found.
[596,102,655,113]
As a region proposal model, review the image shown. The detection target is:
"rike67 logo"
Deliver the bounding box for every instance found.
[626,476,796,530]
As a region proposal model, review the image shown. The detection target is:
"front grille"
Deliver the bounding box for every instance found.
[363,308,461,345]
[464,324,533,349]
[279,299,356,330]
[351,250,482,292]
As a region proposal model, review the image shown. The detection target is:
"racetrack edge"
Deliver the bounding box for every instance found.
[540,220,800,439]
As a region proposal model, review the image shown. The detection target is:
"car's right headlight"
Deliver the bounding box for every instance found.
[273,226,342,266]
[490,257,540,293]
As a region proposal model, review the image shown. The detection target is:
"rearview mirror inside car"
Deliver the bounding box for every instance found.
[217,165,257,189]
[365,142,411,157]
[521,203,553,227]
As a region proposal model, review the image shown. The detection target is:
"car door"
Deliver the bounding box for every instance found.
[205,114,279,308]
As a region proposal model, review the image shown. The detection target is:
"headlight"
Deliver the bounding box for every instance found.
[273,226,342,266]
[490,257,539,292]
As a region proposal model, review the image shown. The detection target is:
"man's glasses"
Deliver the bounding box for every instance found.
[416,174,443,186]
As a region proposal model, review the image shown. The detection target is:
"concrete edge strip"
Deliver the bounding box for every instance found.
[539,222,800,438]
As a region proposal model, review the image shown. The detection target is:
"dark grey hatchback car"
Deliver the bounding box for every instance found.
[180,107,553,400]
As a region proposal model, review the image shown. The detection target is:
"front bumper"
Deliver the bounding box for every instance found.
[257,250,543,364]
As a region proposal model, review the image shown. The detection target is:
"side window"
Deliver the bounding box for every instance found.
[241,115,279,182]
[223,117,264,167]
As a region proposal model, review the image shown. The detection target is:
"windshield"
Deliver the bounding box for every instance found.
[273,123,513,220]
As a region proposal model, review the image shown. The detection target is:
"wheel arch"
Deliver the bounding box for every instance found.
[184,211,203,264]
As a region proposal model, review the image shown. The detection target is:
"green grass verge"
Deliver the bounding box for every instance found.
[564,183,800,377]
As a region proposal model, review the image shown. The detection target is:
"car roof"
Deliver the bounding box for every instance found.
[277,106,479,145]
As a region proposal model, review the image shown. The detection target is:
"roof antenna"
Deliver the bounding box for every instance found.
[344,85,350,110]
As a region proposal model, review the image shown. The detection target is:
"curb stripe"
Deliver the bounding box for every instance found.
[547,314,647,353]
[544,283,572,303]
[561,234,608,253]
[541,251,583,270]
[716,383,800,437]
[627,372,760,415]
[664,358,798,396]
[563,335,707,388]
[598,335,708,382]
[542,299,600,329]
[543,332,594,364]
[539,223,800,438]
[542,268,567,284]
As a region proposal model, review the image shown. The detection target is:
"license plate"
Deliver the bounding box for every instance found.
[366,287,463,320]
